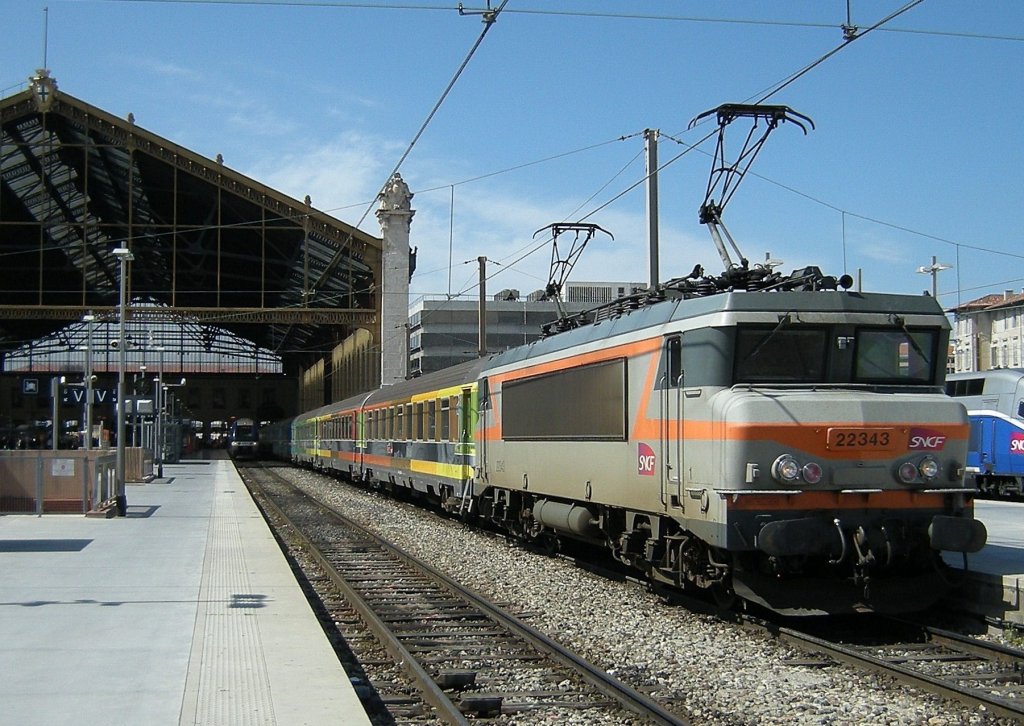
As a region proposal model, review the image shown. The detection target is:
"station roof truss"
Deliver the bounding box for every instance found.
[0,70,382,372]
[3,301,285,375]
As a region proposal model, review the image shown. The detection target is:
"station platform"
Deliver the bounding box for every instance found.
[944,500,1024,627]
[0,455,371,726]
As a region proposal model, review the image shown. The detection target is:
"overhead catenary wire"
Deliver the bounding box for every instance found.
[305,0,509,300]
[99,1,1024,44]
[441,0,958,299]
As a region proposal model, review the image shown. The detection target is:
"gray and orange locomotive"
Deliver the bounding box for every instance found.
[284,104,985,614]
[287,270,985,614]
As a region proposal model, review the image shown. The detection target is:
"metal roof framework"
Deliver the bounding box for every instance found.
[0,70,382,374]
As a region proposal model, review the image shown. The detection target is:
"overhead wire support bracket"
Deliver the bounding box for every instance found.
[688,103,813,276]
[534,222,613,322]
[458,1,505,24]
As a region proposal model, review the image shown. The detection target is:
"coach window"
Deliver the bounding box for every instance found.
[413,402,422,440]
[440,398,451,440]
[428,400,437,440]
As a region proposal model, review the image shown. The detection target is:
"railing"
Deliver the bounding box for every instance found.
[0,449,140,514]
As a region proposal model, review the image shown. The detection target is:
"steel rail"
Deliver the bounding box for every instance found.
[247,474,470,726]
[249,467,689,726]
[774,623,1024,721]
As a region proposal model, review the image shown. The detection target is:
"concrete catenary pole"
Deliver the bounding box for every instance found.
[478,256,487,358]
[645,128,660,290]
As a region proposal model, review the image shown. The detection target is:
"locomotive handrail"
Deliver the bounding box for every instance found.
[919,488,978,494]
[713,489,802,495]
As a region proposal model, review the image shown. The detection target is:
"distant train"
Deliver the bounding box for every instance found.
[947,369,1024,497]
[226,417,259,460]
[272,266,987,615]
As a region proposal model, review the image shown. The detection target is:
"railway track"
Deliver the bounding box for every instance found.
[240,463,690,726]
[759,616,1024,721]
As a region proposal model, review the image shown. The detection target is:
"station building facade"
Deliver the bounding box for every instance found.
[409,281,645,376]
[949,289,1024,372]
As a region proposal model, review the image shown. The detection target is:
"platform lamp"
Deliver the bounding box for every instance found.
[113,247,133,517]
[154,346,164,477]
[83,312,95,450]
[162,377,186,464]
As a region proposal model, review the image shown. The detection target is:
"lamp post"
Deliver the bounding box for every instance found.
[916,256,952,299]
[134,365,147,447]
[113,247,133,517]
[162,377,186,464]
[83,313,95,450]
[154,346,164,477]
[51,375,60,450]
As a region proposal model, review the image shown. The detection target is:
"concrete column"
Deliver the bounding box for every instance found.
[376,173,415,386]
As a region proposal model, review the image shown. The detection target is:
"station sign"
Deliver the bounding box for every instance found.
[61,388,115,406]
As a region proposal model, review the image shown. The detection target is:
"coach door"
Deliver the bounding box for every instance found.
[659,336,685,510]
[476,377,490,483]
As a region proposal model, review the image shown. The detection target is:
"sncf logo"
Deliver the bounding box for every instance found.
[637,442,656,476]
[908,428,947,451]
[1011,432,1024,454]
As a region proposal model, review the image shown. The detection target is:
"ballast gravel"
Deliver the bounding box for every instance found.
[283,467,1010,726]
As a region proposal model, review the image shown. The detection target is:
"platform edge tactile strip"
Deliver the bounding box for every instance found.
[180,480,276,726]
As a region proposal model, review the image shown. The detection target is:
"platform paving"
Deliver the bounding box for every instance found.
[0,456,370,726]
[944,500,1024,625]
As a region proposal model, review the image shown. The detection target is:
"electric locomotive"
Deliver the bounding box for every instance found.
[288,103,986,614]
[290,271,986,614]
[226,417,259,460]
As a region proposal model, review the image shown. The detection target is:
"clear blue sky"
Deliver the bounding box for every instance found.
[2,1,1022,308]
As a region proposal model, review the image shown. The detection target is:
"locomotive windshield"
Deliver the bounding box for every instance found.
[233,423,256,441]
[733,324,939,386]
[735,327,828,382]
[853,329,936,384]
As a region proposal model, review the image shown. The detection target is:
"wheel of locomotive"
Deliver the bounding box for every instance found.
[709,578,738,610]
[540,532,561,556]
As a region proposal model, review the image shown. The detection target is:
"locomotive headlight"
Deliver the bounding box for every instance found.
[898,461,919,483]
[772,455,801,482]
[918,456,940,480]
[802,461,823,484]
